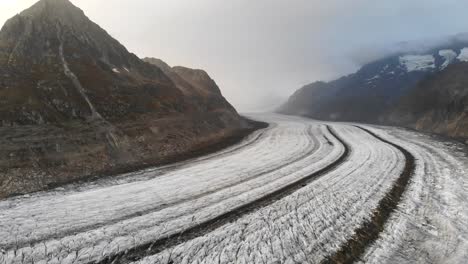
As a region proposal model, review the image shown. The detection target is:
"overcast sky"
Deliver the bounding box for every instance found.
[1,0,468,111]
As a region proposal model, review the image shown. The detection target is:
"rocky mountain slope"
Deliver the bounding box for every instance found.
[388,62,468,139]
[0,0,256,198]
[143,57,237,113]
[280,38,468,140]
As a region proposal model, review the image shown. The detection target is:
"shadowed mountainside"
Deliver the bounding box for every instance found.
[280,40,468,141]
[387,62,468,140]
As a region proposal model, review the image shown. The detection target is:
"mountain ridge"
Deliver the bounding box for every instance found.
[280,37,468,141]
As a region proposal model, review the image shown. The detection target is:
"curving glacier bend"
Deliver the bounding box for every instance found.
[0,114,467,264]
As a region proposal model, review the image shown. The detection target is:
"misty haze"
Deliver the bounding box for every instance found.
[0,0,467,264]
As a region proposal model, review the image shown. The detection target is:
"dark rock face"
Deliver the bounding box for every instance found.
[143,57,237,113]
[0,0,189,124]
[388,62,468,140]
[0,0,250,198]
[280,41,468,140]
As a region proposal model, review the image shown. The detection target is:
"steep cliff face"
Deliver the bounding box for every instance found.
[0,0,252,198]
[388,62,468,140]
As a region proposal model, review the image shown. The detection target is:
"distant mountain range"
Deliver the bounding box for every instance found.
[0,0,256,198]
[279,37,468,141]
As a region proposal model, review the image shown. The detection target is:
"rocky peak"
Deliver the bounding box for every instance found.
[1,0,173,81]
[172,66,221,94]
[0,0,177,125]
[142,57,172,72]
[19,0,87,27]
[143,58,223,95]
[22,0,79,16]
[143,58,236,113]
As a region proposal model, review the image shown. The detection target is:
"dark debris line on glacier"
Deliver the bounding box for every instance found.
[322,126,416,264]
[94,126,350,264]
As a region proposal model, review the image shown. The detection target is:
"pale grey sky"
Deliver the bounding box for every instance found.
[1,0,468,111]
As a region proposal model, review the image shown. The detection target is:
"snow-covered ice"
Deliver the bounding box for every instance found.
[131,123,405,264]
[399,55,435,72]
[456,47,468,62]
[366,75,380,83]
[439,49,457,69]
[358,126,468,264]
[0,114,466,264]
[0,114,341,263]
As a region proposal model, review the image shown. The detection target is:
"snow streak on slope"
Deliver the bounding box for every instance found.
[58,31,102,120]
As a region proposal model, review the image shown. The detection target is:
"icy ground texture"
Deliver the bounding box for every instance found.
[132,123,405,264]
[399,55,435,72]
[0,114,342,264]
[359,127,468,264]
[1,114,466,264]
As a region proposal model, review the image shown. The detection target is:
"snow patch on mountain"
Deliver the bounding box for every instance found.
[399,55,435,72]
[457,48,468,62]
[366,75,380,83]
[439,49,457,69]
[381,65,389,72]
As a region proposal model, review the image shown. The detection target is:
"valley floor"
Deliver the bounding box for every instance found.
[0,114,467,264]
